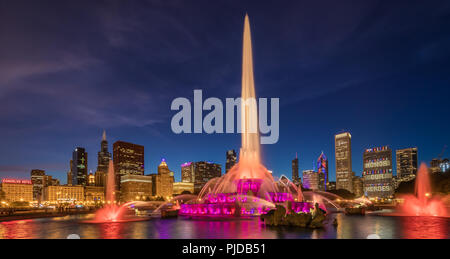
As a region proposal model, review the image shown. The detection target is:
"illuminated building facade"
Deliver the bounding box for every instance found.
[1,179,33,203]
[31,169,45,201]
[113,141,144,190]
[173,182,195,195]
[84,186,105,204]
[292,154,299,185]
[440,158,450,173]
[151,159,174,199]
[335,132,353,193]
[44,185,84,204]
[181,162,195,183]
[363,146,393,198]
[317,152,328,191]
[120,175,153,202]
[193,161,222,193]
[302,170,319,190]
[71,147,88,186]
[88,173,95,186]
[396,148,418,178]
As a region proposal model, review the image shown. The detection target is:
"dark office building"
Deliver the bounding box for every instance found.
[396,148,418,178]
[71,147,88,186]
[97,130,111,174]
[113,141,144,190]
[225,150,237,173]
[292,153,299,185]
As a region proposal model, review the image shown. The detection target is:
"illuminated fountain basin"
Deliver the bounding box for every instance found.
[399,163,447,217]
[180,178,314,217]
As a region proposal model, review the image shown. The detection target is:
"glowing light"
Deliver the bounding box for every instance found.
[400,164,446,217]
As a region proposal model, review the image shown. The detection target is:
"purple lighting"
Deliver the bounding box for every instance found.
[181,162,192,167]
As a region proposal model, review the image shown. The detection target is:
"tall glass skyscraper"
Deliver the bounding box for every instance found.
[95,130,111,187]
[71,147,88,186]
[317,152,328,190]
[292,153,299,185]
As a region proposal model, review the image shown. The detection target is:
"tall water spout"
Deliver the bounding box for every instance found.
[106,160,115,203]
[240,14,260,164]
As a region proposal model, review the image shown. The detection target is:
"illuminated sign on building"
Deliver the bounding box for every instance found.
[363,146,393,198]
[1,179,32,185]
[364,160,391,169]
[365,185,391,192]
[363,173,393,180]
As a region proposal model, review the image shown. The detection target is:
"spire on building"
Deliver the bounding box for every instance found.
[102,130,106,141]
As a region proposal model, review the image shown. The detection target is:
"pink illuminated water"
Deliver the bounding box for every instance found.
[90,160,132,223]
[400,163,447,217]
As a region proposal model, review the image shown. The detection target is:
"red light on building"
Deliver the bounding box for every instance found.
[1,178,32,185]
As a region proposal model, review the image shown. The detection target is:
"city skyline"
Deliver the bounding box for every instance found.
[0,128,434,184]
[1,1,450,183]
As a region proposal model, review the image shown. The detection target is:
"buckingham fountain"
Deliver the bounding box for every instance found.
[178,15,316,218]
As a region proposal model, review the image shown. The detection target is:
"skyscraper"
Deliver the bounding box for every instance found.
[225,150,237,173]
[396,148,418,178]
[95,130,111,187]
[363,146,394,198]
[292,153,299,185]
[193,161,221,193]
[335,132,353,193]
[317,152,328,190]
[30,169,45,201]
[113,141,144,190]
[151,158,174,199]
[71,147,88,186]
[67,160,72,185]
[181,162,195,183]
[302,170,319,190]
[97,131,111,173]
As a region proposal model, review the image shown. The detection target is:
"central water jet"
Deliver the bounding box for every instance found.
[179,15,314,217]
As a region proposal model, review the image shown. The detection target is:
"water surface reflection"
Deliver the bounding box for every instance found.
[0,213,448,239]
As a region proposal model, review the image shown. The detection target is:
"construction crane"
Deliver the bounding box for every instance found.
[438,145,447,160]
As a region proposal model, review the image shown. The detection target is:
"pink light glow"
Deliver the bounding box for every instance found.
[399,164,447,217]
